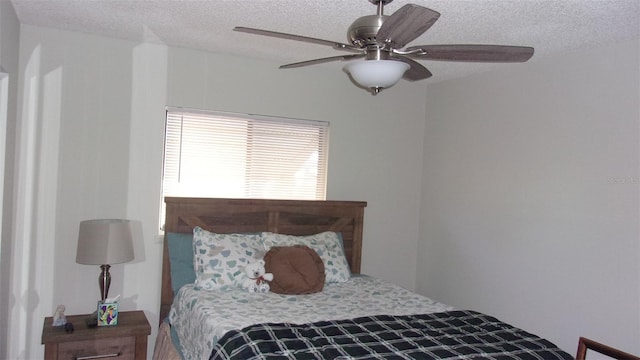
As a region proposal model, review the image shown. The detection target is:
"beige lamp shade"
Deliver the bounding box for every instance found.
[76,219,134,265]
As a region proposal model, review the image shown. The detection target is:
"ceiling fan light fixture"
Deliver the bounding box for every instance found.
[236,1,534,96]
[344,60,410,93]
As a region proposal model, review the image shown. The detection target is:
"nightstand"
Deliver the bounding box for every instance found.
[42,310,151,360]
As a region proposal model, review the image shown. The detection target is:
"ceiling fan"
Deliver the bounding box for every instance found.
[234,0,534,95]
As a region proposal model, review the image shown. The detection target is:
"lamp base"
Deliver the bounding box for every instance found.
[99,264,111,302]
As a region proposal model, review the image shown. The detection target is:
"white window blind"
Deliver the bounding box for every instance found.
[162,108,329,203]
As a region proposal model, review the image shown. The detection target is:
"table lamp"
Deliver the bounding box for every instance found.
[76,219,134,302]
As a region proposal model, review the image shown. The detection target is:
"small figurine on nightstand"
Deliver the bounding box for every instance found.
[52,304,67,327]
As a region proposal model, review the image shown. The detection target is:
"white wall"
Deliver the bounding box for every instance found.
[418,39,640,354]
[8,25,428,358]
[0,1,20,359]
[12,18,637,360]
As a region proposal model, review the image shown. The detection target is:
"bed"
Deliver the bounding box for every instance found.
[153,197,573,360]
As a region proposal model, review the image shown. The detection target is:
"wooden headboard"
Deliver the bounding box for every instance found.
[160,197,367,323]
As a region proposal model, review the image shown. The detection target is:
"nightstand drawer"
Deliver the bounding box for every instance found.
[58,336,134,360]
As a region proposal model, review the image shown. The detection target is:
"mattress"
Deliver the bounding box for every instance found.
[169,275,453,360]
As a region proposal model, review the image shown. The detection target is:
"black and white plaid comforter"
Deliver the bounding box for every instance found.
[209,310,572,359]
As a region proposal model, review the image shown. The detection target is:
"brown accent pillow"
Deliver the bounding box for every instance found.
[264,245,325,295]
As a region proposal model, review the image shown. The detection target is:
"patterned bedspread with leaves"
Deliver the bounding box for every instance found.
[169,275,452,359]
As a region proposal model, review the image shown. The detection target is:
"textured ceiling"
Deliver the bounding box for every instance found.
[10,0,640,83]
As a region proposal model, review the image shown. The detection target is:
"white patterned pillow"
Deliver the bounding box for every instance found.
[262,231,351,283]
[192,227,262,291]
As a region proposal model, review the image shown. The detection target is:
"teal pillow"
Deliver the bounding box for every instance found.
[334,232,350,274]
[166,232,196,294]
[336,232,345,253]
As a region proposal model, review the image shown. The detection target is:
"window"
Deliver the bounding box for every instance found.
[162,108,329,208]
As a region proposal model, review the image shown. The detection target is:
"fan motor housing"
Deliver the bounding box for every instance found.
[347,15,387,47]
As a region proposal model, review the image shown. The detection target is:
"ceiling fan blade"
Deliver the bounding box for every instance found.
[280,54,366,69]
[391,56,432,81]
[407,44,534,62]
[234,27,360,52]
[376,4,440,49]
